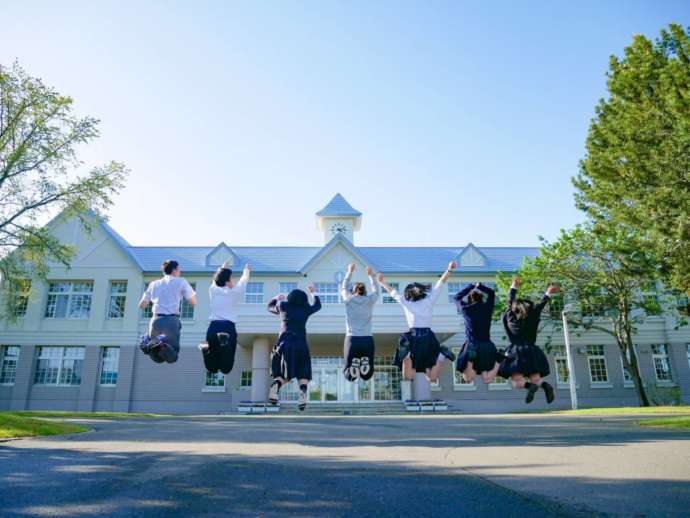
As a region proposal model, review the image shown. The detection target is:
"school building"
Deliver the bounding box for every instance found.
[1,194,689,413]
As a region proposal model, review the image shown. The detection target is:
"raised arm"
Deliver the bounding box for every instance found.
[341,263,355,302]
[453,283,476,302]
[377,272,401,303]
[534,283,558,316]
[307,285,322,315]
[267,294,285,315]
[476,282,496,306]
[508,277,519,307]
[235,263,251,289]
[429,261,456,305]
[366,266,379,302]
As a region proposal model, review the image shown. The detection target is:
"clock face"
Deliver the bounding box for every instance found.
[330,223,347,234]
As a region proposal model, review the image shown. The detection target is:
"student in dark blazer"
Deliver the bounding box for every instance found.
[267,285,322,411]
[453,282,501,384]
[498,277,558,404]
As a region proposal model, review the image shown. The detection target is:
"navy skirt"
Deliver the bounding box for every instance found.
[456,339,498,375]
[498,343,551,378]
[271,331,312,381]
[394,328,441,373]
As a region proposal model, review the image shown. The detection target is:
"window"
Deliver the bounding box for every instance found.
[452,346,475,389]
[314,282,339,304]
[244,282,264,304]
[180,282,196,319]
[488,374,511,389]
[686,344,690,369]
[447,281,497,304]
[552,345,570,386]
[13,280,31,318]
[240,370,252,387]
[586,345,609,384]
[650,344,672,382]
[204,371,225,391]
[279,282,298,295]
[382,282,399,304]
[621,357,634,386]
[34,347,85,385]
[140,282,153,319]
[44,281,93,319]
[0,346,20,385]
[99,347,120,385]
[107,281,128,319]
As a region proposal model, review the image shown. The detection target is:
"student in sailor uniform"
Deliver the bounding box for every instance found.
[498,276,558,404]
[198,261,251,374]
[340,263,379,382]
[138,260,197,364]
[453,282,501,384]
[267,285,322,411]
[377,261,457,383]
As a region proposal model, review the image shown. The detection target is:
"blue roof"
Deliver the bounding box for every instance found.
[125,244,539,274]
[315,193,362,217]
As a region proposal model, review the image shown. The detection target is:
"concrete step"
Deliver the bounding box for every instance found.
[277,402,406,415]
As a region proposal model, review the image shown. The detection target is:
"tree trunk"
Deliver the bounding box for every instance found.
[618,313,650,407]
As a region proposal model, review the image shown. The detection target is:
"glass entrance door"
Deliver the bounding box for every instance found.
[280,356,401,403]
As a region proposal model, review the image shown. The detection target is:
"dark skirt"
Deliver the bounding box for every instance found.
[498,343,551,378]
[344,335,375,381]
[394,328,441,373]
[204,320,238,374]
[271,331,312,381]
[456,339,498,375]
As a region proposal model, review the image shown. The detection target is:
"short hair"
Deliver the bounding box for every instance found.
[511,298,534,321]
[287,289,308,306]
[214,268,232,287]
[162,260,179,275]
[404,282,430,302]
[352,282,366,296]
[468,290,484,305]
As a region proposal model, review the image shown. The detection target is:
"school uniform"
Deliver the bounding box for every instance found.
[390,279,446,372]
[454,283,499,375]
[498,287,551,378]
[268,295,322,381]
[204,269,249,374]
[341,272,378,381]
[139,275,196,364]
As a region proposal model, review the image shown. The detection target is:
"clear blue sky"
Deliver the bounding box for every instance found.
[4,1,689,247]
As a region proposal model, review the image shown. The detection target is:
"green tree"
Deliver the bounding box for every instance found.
[0,62,127,318]
[496,223,686,407]
[574,24,690,294]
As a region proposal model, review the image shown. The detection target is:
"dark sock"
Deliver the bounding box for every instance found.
[524,382,533,389]
[299,384,308,393]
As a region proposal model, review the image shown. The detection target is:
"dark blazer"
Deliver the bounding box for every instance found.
[268,296,322,337]
[454,283,495,343]
[502,288,549,345]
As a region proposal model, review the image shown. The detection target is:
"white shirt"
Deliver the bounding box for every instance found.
[139,275,196,316]
[208,271,250,322]
[389,279,445,329]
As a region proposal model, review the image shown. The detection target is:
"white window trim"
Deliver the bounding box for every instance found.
[99,346,120,386]
[586,345,611,388]
[650,343,674,385]
[488,379,512,390]
[240,370,253,388]
[0,345,20,386]
[44,281,94,320]
[620,357,635,388]
[34,346,85,386]
[106,281,128,320]
[202,371,226,392]
[279,282,298,294]
[314,282,339,304]
[14,281,31,318]
[430,378,442,391]
[244,282,265,305]
[381,282,399,304]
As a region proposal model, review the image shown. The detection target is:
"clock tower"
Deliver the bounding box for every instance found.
[315,193,362,244]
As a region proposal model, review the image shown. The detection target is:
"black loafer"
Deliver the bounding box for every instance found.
[542,381,555,404]
[440,345,456,362]
[525,384,539,404]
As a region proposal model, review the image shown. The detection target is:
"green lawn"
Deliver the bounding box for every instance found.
[12,411,169,419]
[638,416,690,429]
[0,413,88,439]
[551,406,690,416]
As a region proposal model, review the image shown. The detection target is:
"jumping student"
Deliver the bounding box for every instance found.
[138,260,197,364]
[267,285,322,411]
[453,282,501,384]
[377,261,457,383]
[340,263,378,382]
[499,276,558,404]
[198,261,251,374]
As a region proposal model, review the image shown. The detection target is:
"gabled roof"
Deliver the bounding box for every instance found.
[300,234,372,273]
[315,193,362,217]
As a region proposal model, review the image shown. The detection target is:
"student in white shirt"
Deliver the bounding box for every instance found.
[198,261,251,374]
[377,261,457,383]
[138,260,197,364]
[340,263,379,381]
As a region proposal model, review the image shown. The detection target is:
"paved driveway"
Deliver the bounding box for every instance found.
[1,414,689,517]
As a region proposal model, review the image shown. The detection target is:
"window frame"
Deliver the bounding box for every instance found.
[106,281,128,320]
[99,346,120,386]
[180,282,197,320]
[240,370,252,387]
[314,282,339,304]
[44,281,94,320]
[13,280,31,318]
[279,282,298,295]
[586,344,611,388]
[33,346,85,386]
[244,282,265,305]
[0,346,20,385]
[382,282,399,304]
[650,343,673,384]
[203,370,226,392]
